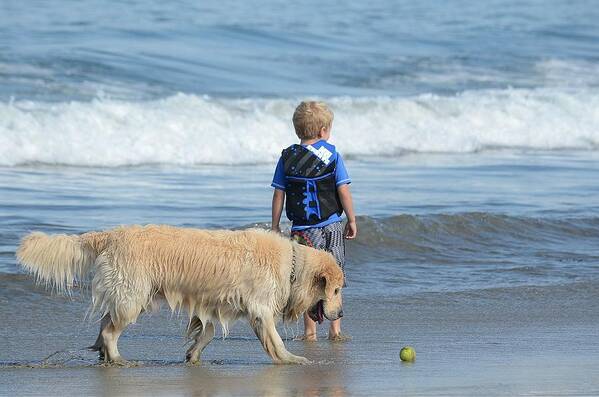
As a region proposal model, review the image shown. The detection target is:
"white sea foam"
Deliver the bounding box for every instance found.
[1,88,598,166]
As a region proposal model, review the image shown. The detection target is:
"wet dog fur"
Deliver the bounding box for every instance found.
[16,225,344,364]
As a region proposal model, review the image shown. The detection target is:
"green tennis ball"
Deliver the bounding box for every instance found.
[400,346,416,362]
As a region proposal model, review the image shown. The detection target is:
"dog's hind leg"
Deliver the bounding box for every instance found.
[97,298,140,364]
[99,301,146,364]
[100,319,128,365]
[251,315,310,365]
[92,251,149,364]
[185,318,215,364]
[88,313,112,361]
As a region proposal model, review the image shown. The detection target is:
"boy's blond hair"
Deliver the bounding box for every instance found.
[292,101,334,140]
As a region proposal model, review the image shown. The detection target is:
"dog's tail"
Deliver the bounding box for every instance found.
[16,231,110,293]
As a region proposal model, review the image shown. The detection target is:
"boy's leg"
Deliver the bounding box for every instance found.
[323,222,348,340]
[302,312,318,341]
[329,318,341,338]
[291,229,324,341]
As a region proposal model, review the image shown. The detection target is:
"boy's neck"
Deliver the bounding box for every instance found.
[300,138,322,145]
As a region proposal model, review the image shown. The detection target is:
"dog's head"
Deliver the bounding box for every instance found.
[306,250,344,324]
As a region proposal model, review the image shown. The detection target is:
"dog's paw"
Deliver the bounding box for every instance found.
[280,355,311,365]
[109,357,131,366]
[185,352,201,365]
[185,358,201,366]
[296,357,312,365]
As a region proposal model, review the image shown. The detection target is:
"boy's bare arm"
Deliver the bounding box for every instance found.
[271,189,285,232]
[337,184,357,239]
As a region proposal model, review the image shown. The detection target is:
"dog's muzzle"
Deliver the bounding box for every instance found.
[307,301,343,323]
[307,300,325,324]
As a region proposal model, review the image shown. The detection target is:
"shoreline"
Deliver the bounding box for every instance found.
[2,276,598,396]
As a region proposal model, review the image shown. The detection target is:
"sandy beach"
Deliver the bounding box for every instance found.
[2,274,598,396]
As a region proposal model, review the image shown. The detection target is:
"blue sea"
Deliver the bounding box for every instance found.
[1,1,599,395]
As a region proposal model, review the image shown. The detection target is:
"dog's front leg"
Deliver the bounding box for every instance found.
[251,316,310,365]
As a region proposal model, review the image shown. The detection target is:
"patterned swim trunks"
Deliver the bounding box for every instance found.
[290,221,346,277]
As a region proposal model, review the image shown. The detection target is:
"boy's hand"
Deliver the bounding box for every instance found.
[271,225,281,234]
[344,220,357,239]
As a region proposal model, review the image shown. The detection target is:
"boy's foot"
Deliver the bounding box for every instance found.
[328,333,351,342]
[294,333,317,342]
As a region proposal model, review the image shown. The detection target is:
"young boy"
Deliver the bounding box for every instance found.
[271,101,357,341]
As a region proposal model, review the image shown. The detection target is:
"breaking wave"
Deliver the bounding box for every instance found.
[1,87,599,167]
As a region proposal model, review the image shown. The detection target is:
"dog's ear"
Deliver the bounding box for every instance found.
[315,273,327,290]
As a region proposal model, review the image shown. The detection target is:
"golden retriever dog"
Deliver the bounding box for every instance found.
[16,225,344,365]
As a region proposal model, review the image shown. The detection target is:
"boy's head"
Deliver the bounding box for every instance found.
[292,101,334,140]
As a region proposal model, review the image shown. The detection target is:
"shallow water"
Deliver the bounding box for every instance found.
[2,153,599,297]
[1,275,598,396]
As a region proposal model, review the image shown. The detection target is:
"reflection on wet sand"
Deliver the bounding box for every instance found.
[94,343,348,396]
[4,283,599,396]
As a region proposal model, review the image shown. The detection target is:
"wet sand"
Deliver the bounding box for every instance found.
[1,274,598,396]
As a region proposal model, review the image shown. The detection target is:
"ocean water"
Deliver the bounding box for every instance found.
[1,152,599,297]
[1,0,598,294]
[1,2,599,392]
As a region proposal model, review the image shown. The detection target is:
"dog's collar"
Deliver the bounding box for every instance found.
[290,243,298,284]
